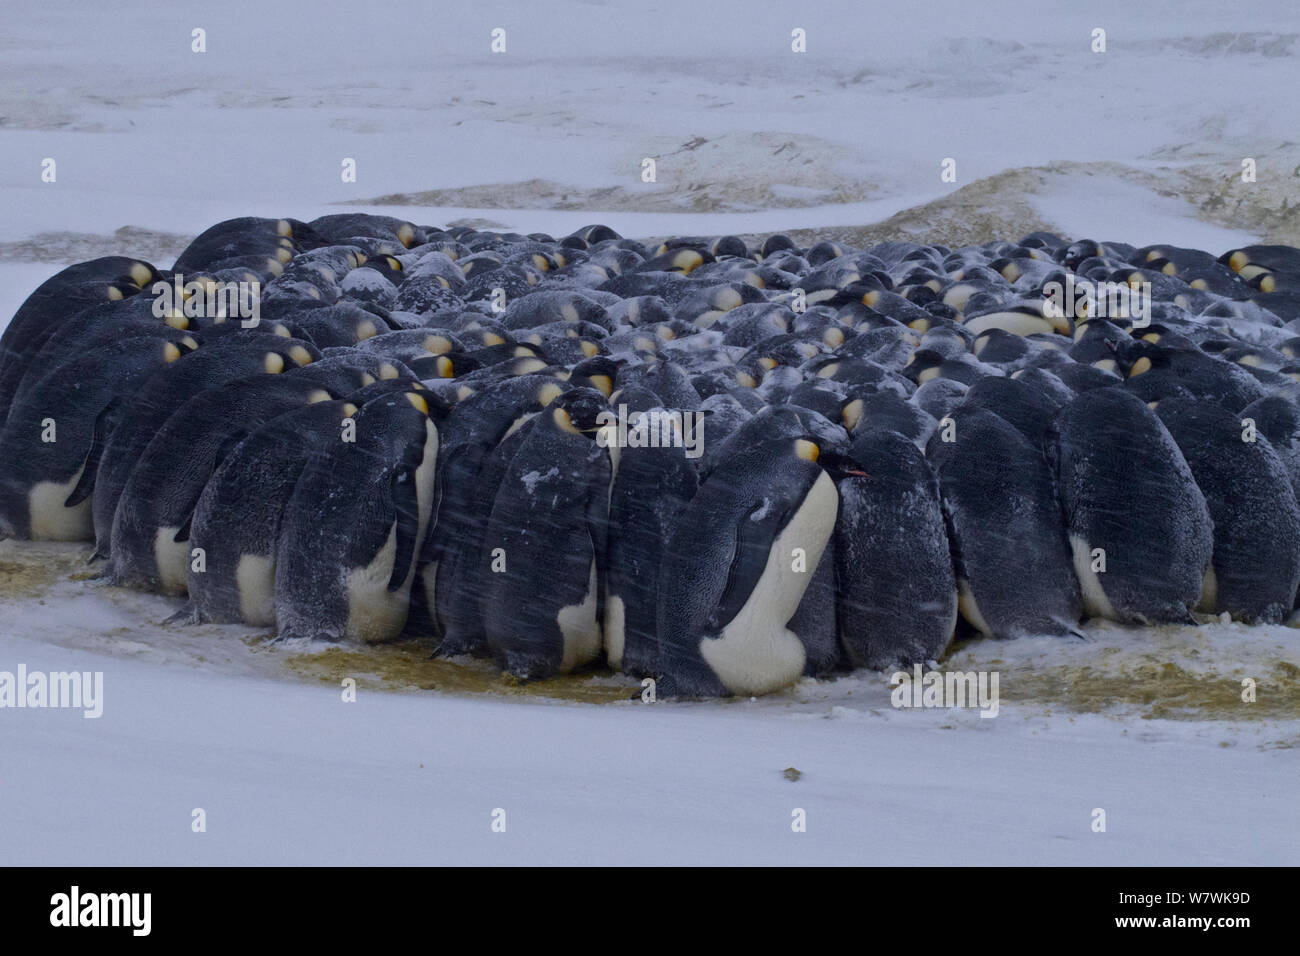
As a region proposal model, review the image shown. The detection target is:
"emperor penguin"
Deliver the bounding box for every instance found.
[656,434,838,697]
[90,335,319,558]
[926,405,1082,639]
[829,429,958,669]
[274,390,439,643]
[1155,398,1300,623]
[0,256,161,422]
[0,335,193,541]
[183,399,360,626]
[1048,387,1213,624]
[424,374,569,657]
[107,375,340,594]
[480,388,613,679]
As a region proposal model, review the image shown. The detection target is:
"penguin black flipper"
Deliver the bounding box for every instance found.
[64,398,120,508]
[170,431,246,546]
[387,462,422,593]
[704,498,791,633]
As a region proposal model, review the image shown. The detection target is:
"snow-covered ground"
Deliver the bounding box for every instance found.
[1,0,1298,865]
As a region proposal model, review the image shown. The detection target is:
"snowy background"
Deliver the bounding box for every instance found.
[1,0,1298,864]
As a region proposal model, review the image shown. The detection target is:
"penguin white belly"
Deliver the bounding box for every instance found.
[603,593,626,669]
[700,470,837,695]
[1070,534,1117,620]
[558,559,602,672]
[153,526,190,595]
[413,420,438,540]
[236,552,276,626]
[28,466,91,541]
[1197,565,1218,614]
[965,312,1054,338]
[345,523,411,643]
[957,579,994,637]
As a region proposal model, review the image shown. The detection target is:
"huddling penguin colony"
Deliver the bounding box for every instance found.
[2,214,1300,697]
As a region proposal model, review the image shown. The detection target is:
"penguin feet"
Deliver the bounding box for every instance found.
[162,602,202,626]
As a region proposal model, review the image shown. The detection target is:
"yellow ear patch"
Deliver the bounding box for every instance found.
[485,333,505,346]
[180,336,199,351]
[538,382,564,406]
[862,290,880,307]
[436,356,455,378]
[164,343,182,363]
[795,439,819,462]
[424,335,453,355]
[398,223,415,247]
[553,407,579,434]
[361,373,377,386]
[1129,356,1152,377]
[163,312,188,331]
[1228,251,1248,272]
[276,247,293,263]
[674,250,703,274]
[379,363,399,380]
[758,356,778,370]
[130,262,154,287]
[356,320,377,340]
[289,346,313,366]
[107,285,124,301]
[276,219,292,237]
[842,399,863,431]
[405,392,429,414]
[580,340,600,357]
[307,389,331,404]
[589,374,613,397]
[265,353,285,374]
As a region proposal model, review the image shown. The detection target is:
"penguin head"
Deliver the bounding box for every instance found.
[902,348,949,385]
[570,356,623,398]
[347,387,441,458]
[1062,240,1103,269]
[407,352,483,381]
[549,387,610,438]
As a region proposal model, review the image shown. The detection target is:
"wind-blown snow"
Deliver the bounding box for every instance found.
[2,0,1298,865]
